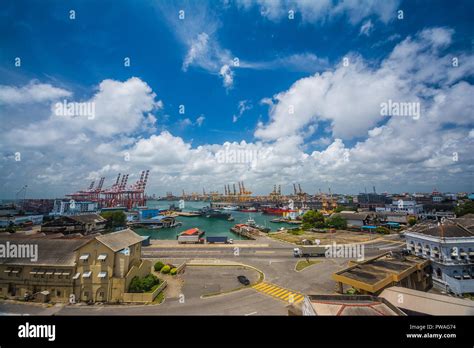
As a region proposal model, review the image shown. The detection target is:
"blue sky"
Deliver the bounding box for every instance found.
[0,0,473,198]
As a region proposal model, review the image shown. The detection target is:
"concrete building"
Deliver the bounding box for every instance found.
[404,215,474,295]
[41,214,106,235]
[0,229,150,303]
[298,294,406,316]
[75,229,150,303]
[380,286,474,315]
[50,199,99,216]
[332,252,432,295]
[0,236,93,302]
[383,200,424,215]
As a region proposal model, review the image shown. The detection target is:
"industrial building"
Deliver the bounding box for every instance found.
[41,214,106,235]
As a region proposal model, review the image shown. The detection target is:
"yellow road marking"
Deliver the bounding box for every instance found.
[253,282,303,303]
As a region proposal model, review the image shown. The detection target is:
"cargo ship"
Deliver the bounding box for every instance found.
[261,207,297,215]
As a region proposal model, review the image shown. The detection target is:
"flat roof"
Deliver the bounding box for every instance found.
[333,252,429,293]
[306,294,405,316]
[380,287,474,315]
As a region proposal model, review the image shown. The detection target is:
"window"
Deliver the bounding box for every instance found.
[56,290,61,297]
[82,271,92,279]
[98,271,107,279]
[97,254,107,261]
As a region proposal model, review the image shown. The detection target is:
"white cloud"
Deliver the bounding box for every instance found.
[255,27,474,141]
[359,19,374,36]
[219,64,234,89]
[236,0,401,24]
[196,115,205,127]
[0,81,71,105]
[233,100,252,123]
[1,27,473,197]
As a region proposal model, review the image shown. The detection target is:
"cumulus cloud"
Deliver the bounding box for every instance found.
[0,81,71,105]
[1,28,473,197]
[255,27,474,141]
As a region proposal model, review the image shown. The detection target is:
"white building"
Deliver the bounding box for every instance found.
[405,214,474,295]
[384,200,423,215]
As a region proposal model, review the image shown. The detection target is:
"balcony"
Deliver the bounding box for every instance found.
[444,274,474,294]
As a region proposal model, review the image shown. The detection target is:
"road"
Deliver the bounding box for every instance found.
[0,235,405,316]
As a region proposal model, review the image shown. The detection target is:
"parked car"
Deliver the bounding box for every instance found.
[237,275,250,286]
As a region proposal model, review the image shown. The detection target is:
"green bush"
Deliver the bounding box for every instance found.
[325,215,347,229]
[170,268,178,276]
[376,226,390,234]
[161,265,171,274]
[154,261,165,272]
[128,274,160,293]
[408,217,417,226]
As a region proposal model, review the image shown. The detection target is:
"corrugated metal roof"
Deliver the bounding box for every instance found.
[0,236,91,266]
[95,228,144,252]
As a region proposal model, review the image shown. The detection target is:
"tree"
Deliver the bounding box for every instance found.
[100,211,127,229]
[408,217,417,226]
[326,215,347,230]
[302,210,325,230]
[454,201,474,217]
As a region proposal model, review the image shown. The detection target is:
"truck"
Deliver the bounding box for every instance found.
[293,245,327,257]
[178,235,204,244]
[206,236,233,244]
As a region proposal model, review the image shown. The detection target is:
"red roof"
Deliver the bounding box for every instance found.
[181,228,200,236]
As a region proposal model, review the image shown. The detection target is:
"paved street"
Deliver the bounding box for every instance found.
[0,235,404,316]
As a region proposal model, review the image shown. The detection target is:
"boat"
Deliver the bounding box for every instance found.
[201,207,232,220]
[239,207,257,212]
[222,205,239,211]
[246,217,256,226]
[261,207,298,215]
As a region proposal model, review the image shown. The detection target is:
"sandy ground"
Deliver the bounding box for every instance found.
[269,229,380,245]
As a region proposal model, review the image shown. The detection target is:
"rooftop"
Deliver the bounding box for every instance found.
[380,287,474,315]
[332,212,369,220]
[305,294,405,316]
[68,213,106,224]
[407,218,474,238]
[333,252,429,293]
[95,228,144,252]
[0,236,92,266]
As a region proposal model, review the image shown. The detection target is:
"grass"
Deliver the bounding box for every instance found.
[295,260,321,272]
[153,290,165,304]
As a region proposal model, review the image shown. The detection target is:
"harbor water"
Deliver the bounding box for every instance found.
[132,200,296,240]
